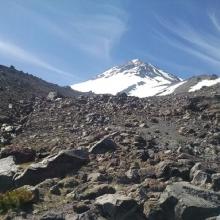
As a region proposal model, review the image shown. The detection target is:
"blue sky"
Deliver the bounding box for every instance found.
[0,0,220,85]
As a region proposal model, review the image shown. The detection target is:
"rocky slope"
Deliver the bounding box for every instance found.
[0,66,220,219]
[71,59,220,98]
[0,65,87,123]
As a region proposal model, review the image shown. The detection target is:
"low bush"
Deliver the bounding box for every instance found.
[0,188,34,213]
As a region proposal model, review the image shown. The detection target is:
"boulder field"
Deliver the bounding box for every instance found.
[0,86,220,219]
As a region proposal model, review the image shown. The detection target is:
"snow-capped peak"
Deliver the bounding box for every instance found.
[71,59,183,97]
[96,60,180,82]
[71,59,220,97]
[130,58,143,65]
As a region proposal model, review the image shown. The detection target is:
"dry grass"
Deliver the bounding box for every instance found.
[0,188,34,213]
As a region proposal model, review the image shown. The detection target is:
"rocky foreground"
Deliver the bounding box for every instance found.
[0,83,220,219]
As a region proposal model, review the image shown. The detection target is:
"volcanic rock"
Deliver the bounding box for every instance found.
[155,182,220,220]
[0,146,36,164]
[89,137,117,154]
[0,156,18,192]
[15,149,89,187]
[95,193,147,220]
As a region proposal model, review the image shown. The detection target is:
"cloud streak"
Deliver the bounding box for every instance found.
[69,13,127,59]
[154,13,220,69]
[0,38,74,78]
[14,1,128,61]
[209,12,220,33]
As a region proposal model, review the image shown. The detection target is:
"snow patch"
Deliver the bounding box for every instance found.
[71,59,182,97]
[189,78,220,92]
[160,81,186,96]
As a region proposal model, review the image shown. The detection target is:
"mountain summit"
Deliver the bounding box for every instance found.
[97,59,180,82]
[72,59,182,97]
[71,59,220,97]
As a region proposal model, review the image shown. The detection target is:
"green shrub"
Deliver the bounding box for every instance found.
[0,188,34,213]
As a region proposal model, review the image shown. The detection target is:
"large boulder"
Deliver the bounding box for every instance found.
[211,173,220,191]
[191,170,211,186]
[95,193,147,220]
[15,149,89,187]
[89,137,117,154]
[151,182,220,220]
[0,146,36,164]
[46,91,61,101]
[40,212,65,220]
[155,160,190,181]
[0,156,18,192]
[77,184,116,200]
[0,115,11,124]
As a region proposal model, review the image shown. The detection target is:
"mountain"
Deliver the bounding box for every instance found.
[0,64,85,99]
[0,62,220,219]
[0,64,87,121]
[1,69,220,218]
[71,59,220,97]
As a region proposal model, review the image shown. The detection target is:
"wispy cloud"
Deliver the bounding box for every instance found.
[0,37,74,78]
[154,13,220,69]
[69,14,127,59]
[209,12,220,33]
[14,1,128,60]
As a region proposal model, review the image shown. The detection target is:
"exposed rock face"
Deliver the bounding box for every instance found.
[154,182,220,220]
[0,146,36,164]
[47,91,60,101]
[40,212,65,220]
[191,170,211,186]
[95,193,147,220]
[15,149,89,187]
[212,173,220,191]
[77,184,116,200]
[89,137,117,154]
[0,156,18,192]
[0,115,11,124]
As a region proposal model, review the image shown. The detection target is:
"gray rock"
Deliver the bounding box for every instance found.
[155,160,190,180]
[15,149,89,187]
[210,132,220,144]
[87,172,111,182]
[58,176,79,188]
[155,160,172,179]
[78,184,116,200]
[139,123,148,128]
[66,211,106,220]
[138,167,156,179]
[126,169,140,183]
[0,146,36,164]
[87,172,102,182]
[0,115,10,124]
[47,91,59,101]
[191,170,211,186]
[95,193,146,220]
[3,125,14,132]
[205,216,220,220]
[49,184,61,195]
[89,137,117,154]
[40,212,65,220]
[211,173,220,191]
[190,162,203,180]
[0,156,18,192]
[157,182,220,220]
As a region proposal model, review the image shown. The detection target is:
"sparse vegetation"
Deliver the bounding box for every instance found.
[0,188,34,214]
